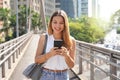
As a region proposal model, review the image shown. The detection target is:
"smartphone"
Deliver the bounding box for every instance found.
[54,40,63,49]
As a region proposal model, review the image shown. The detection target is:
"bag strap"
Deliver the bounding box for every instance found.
[42,34,48,54]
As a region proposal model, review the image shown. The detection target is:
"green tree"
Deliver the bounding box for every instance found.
[9,14,16,38]
[0,8,10,28]
[0,8,13,41]
[110,9,120,25]
[18,6,27,35]
[31,12,41,30]
[69,16,105,43]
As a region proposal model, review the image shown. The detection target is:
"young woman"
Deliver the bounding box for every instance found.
[35,10,76,80]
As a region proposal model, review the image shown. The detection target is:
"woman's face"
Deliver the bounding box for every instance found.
[51,16,65,34]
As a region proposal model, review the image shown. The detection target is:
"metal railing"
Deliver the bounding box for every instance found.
[0,32,120,80]
[0,32,33,80]
[74,40,120,80]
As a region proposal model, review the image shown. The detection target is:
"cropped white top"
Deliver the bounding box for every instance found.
[43,34,69,70]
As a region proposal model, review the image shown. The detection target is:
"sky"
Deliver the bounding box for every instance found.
[99,0,120,21]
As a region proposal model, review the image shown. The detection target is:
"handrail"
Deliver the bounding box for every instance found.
[0,32,33,80]
[73,40,120,80]
[0,34,120,80]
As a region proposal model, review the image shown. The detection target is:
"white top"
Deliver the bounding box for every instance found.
[43,34,69,70]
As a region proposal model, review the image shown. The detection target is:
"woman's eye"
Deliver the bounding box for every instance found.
[53,22,57,24]
[60,22,64,24]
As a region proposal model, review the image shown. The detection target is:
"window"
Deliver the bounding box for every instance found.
[4,1,7,4]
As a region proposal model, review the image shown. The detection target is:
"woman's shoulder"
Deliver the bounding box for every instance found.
[40,33,52,36]
[70,36,76,46]
[70,36,76,41]
[39,33,47,40]
[40,33,47,36]
[40,33,53,40]
[40,33,48,38]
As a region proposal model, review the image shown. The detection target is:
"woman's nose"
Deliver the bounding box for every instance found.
[56,24,61,27]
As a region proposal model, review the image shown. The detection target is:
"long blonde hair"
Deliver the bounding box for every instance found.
[48,10,72,49]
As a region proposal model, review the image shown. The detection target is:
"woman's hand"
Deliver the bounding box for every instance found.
[49,47,62,56]
[57,46,68,56]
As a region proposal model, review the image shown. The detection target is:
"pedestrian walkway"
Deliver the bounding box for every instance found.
[9,34,40,80]
[9,34,79,80]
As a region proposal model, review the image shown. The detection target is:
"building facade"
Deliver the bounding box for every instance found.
[55,0,60,11]
[80,0,88,16]
[88,0,99,18]
[77,0,99,18]
[0,0,10,8]
[55,0,77,18]
[44,0,55,17]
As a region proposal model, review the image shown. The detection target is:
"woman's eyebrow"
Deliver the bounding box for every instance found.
[52,19,57,21]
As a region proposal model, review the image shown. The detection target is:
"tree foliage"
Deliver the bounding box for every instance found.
[110,9,120,34]
[0,8,10,28]
[18,6,27,35]
[31,12,41,30]
[110,9,120,25]
[69,16,105,43]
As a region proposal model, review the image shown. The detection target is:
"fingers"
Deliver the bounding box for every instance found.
[50,47,68,56]
[58,46,68,56]
[50,47,61,56]
[61,46,67,53]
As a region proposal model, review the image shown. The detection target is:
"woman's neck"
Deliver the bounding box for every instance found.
[53,33,62,40]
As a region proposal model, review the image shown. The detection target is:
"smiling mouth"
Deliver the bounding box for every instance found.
[55,28,61,31]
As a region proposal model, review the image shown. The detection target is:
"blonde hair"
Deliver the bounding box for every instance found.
[48,10,72,49]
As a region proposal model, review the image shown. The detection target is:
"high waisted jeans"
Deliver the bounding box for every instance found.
[40,68,69,80]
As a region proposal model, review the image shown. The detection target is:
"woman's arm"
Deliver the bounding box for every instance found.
[35,34,49,64]
[64,38,76,68]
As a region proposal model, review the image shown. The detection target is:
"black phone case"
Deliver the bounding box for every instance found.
[54,40,63,49]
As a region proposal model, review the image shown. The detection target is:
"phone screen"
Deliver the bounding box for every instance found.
[54,40,63,49]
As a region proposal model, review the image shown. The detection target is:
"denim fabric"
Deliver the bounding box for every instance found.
[40,68,69,80]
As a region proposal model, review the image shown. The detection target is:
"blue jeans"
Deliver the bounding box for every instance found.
[40,68,69,80]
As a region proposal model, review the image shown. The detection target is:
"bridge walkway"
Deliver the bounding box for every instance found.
[9,34,79,80]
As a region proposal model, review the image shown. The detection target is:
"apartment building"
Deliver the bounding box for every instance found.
[88,0,99,18]
[80,0,88,16]
[44,0,55,17]
[79,0,99,18]
[55,0,77,18]
[55,0,60,11]
[0,0,10,8]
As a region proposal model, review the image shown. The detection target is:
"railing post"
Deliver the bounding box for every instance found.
[79,44,82,74]
[1,54,5,78]
[8,50,12,69]
[8,55,11,69]
[110,53,117,80]
[13,51,15,63]
[90,48,94,80]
